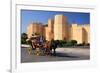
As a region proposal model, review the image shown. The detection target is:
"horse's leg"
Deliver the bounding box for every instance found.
[53,48,56,56]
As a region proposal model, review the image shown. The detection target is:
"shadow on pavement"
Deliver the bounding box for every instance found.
[52,52,79,58]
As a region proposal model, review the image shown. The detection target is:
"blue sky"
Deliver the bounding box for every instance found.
[21,9,90,33]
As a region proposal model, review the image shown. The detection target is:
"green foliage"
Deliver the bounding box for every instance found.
[70,40,77,46]
[21,33,28,44]
[55,40,77,47]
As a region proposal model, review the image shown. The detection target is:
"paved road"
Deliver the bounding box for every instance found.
[21,47,90,63]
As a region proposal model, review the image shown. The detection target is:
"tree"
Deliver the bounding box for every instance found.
[21,33,28,44]
[70,40,77,46]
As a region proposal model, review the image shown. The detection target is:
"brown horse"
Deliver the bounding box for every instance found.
[44,41,52,55]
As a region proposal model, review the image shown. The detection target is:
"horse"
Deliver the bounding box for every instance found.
[43,41,52,55]
[50,40,58,56]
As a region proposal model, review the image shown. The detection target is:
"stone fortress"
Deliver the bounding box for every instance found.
[27,14,90,44]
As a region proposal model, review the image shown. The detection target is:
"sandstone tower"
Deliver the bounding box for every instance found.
[45,19,54,41]
[54,14,69,40]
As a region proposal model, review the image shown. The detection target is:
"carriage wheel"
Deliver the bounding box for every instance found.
[34,48,41,56]
[28,47,33,55]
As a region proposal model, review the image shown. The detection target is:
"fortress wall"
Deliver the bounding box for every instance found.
[68,25,72,40]
[45,27,50,41]
[38,24,44,36]
[72,25,84,44]
[71,24,78,42]
[47,19,54,41]
[27,24,34,38]
[48,19,54,33]
[78,25,90,43]
[27,23,45,38]
[54,14,68,40]
[83,25,90,43]
[82,28,88,43]
[71,24,90,44]
[27,14,90,44]
[42,26,46,37]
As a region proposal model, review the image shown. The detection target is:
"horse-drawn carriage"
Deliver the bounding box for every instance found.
[27,34,52,56]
